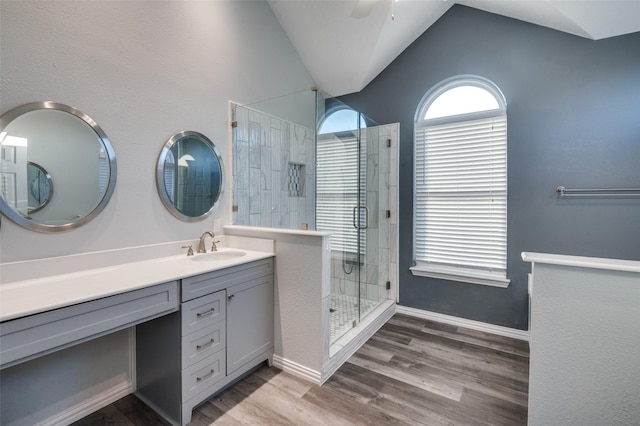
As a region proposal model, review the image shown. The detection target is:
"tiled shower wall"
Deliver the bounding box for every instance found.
[232,104,315,229]
[232,103,399,323]
[330,123,399,309]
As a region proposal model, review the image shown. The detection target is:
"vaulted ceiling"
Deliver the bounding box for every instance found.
[267,0,640,96]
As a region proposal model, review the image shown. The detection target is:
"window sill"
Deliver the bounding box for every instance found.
[410,265,510,288]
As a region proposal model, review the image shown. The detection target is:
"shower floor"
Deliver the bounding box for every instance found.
[330,293,379,343]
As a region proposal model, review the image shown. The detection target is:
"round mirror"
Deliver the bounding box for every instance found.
[0,102,117,232]
[156,130,223,222]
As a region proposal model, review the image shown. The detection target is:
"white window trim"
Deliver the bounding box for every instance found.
[410,264,510,288]
[415,75,507,122]
[413,75,509,288]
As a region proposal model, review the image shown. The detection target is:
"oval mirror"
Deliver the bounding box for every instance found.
[0,102,117,232]
[156,130,223,222]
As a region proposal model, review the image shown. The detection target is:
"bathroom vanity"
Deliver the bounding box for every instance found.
[136,258,274,425]
[0,241,274,426]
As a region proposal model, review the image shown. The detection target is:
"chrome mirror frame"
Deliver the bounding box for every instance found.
[0,102,117,233]
[156,130,224,222]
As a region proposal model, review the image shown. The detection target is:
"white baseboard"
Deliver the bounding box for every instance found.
[273,300,396,386]
[36,380,134,426]
[395,305,529,342]
[272,355,322,385]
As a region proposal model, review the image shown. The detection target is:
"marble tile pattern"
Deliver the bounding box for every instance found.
[232,104,315,229]
[233,106,399,344]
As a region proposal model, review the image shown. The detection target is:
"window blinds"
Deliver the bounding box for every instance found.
[316,134,364,254]
[414,115,507,276]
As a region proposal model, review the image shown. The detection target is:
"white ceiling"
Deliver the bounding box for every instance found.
[267,0,640,96]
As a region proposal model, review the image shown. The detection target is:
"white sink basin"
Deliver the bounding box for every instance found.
[190,250,247,262]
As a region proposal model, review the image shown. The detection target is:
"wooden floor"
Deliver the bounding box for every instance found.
[73,313,529,426]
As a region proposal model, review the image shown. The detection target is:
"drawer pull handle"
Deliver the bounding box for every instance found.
[196,369,215,382]
[196,339,215,350]
[227,294,235,300]
[196,307,216,317]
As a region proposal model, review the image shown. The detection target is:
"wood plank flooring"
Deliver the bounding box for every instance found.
[72,313,529,426]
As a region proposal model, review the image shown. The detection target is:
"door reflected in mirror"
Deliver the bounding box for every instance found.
[0,102,117,232]
[156,131,223,221]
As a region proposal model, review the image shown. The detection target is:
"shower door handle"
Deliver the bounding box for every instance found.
[352,206,358,229]
[360,206,369,229]
[352,206,369,230]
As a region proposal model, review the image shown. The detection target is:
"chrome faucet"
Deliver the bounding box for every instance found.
[197,231,215,253]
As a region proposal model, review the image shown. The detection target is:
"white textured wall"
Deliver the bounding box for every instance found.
[0,0,314,262]
[529,263,640,425]
[0,2,314,423]
[225,225,330,376]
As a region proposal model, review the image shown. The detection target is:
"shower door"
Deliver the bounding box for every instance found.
[317,120,391,344]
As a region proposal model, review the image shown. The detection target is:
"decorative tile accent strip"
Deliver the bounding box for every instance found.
[287,162,305,197]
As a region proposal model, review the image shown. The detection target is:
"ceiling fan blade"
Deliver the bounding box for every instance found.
[350,0,382,19]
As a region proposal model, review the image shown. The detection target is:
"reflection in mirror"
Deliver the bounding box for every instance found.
[0,102,117,232]
[156,131,223,222]
[27,162,53,213]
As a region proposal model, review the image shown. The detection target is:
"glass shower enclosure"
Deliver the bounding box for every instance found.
[231,89,396,345]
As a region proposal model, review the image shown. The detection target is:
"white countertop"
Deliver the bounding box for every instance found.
[0,247,274,322]
[522,252,640,273]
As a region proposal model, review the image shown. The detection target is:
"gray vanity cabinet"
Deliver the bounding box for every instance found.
[136,258,274,426]
[0,281,179,369]
[226,273,274,375]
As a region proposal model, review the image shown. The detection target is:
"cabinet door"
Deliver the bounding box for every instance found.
[226,277,274,375]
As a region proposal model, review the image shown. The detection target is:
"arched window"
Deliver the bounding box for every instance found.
[318,107,367,134]
[412,76,509,287]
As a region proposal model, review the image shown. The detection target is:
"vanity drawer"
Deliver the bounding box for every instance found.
[181,290,226,335]
[1,281,179,369]
[181,320,226,369]
[182,349,225,402]
[181,258,273,302]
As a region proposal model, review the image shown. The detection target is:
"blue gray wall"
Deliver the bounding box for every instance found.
[340,5,640,330]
